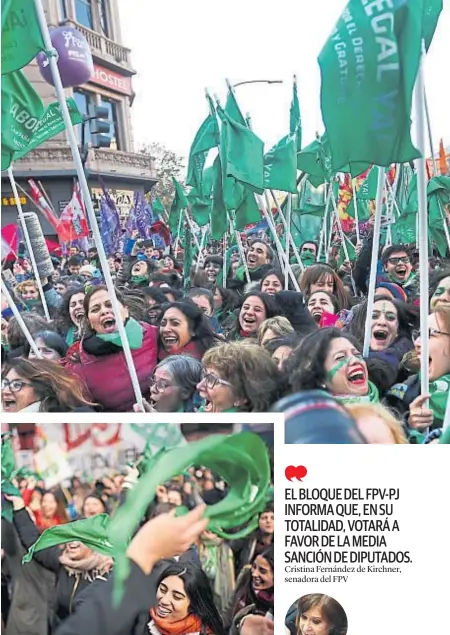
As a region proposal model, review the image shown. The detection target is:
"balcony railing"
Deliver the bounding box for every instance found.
[61,20,134,73]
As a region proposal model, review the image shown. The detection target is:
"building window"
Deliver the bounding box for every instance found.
[100,97,120,151]
[98,0,109,37]
[73,89,91,145]
[74,0,93,30]
[58,0,67,20]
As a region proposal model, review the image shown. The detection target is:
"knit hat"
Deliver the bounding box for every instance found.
[79,264,96,278]
[376,281,408,302]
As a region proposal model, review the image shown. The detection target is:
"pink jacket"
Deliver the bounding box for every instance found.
[63,322,158,411]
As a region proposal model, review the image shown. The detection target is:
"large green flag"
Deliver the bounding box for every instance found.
[357,167,378,200]
[220,108,264,192]
[297,135,330,188]
[234,187,261,230]
[186,95,219,191]
[1,0,45,75]
[1,71,83,171]
[108,431,271,604]
[169,178,188,233]
[225,87,247,126]
[422,0,443,51]
[290,211,322,246]
[263,134,297,194]
[318,1,441,170]
[152,196,166,216]
[187,184,211,227]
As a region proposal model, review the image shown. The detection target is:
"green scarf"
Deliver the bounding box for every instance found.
[108,431,270,605]
[422,373,450,426]
[130,275,148,285]
[388,271,416,287]
[66,326,77,347]
[334,380,380,406]
[24,298,40,309]
[235,264,261,281]
[97,317,143,350]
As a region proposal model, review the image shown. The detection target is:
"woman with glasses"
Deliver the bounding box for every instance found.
[345,295,418,380]
[133,355,203,413]
[1,358,94,413]
[387,305,450,440]
[379,245,418,299]
[197,341,282,412]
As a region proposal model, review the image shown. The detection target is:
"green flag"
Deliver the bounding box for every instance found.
[317,1,436,170]
[169,178,188,233]
[152,196,166,216]
[1,0,45,75]
[1,433,20,523]
[22,514,114,563]
[422,0,443,51]
[225,87,247,126]
[210,155,228,240]
[357,167,378,200]
[296,135,331,188]
[186,96,220,191]
[187,184,211,227]
[220,108,264,192]
[263,134,297,194]
[183,224,194,288]
[234,187,261,230]
[290,211,322,246]
[108,431,271,604]
[290,78,302,151]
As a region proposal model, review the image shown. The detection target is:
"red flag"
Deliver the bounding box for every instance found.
[58,186,89,243]
[28,180,60,233]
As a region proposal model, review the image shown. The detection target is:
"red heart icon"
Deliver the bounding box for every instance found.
[285,465,307,482]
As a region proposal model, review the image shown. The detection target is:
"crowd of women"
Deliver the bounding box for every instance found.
[1,436,275,635]
[1,229,450,442]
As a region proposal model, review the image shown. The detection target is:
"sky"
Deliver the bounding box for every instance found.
[120,0,450,163]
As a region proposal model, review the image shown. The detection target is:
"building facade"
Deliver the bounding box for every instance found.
[1,0,157,236]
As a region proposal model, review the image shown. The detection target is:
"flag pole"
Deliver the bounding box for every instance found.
[317,184,332,262]
[351,177,360,244]
[285,194,292,289]
[222,230,227,288]
[363,167,385,357]
[7,167,51,321]
[262,190,291,274]
[414,43,430,402]
[234,229,251,284]
[1,278,42,358]
[174,209,184,259]
[33,0,144,409]
[329,183,357,295]
[269,190,305,271]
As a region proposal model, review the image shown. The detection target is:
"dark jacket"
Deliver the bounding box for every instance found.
[369,336,414,375]
[55,561,157,635]
[13,509,108,628]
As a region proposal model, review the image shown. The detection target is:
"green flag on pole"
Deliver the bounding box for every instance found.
[186,95,220,191]
[225,87,247,126]
[290,77,302,151]
[1,433,21,523]
[169,178,188,233]
[210,155,228,240]
[263,134,297,194]
[317,1,442,170]
[357,167,378,200]
[1,0,45,75]
[234,186,261,230]
[152,196,166,216]
[220,108,264,192]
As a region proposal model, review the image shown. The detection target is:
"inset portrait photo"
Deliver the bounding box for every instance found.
[285,593,348,635]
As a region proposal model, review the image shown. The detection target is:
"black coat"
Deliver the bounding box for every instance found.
[13,509,108,628]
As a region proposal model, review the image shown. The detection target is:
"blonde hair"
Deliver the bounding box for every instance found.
[257,316,294,345]
[345,403,407,444]
[14,279,38,300]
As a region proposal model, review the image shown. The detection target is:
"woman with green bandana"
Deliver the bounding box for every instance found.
[133,355,203,413]
[289,329,380,407]
[62,285,159,412]
[128,258,154,289]
[198,342,282,412]
[387,306,450,441]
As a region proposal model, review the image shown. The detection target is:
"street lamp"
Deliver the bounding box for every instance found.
[233,79,283,88]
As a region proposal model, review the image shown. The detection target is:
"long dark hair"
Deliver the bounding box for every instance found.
[212,285,240,315]
[158,300,219,355]
[57,285,85,333]
[228,291,279,340]
[300,263,349,310]
[155,560,226,635]
[2,358,94,412]
[345,294,418,346]
[288,328,363,393]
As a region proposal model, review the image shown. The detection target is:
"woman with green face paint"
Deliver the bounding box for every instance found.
[289,329,379,406]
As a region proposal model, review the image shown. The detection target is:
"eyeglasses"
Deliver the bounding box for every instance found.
[1,379,33,393]
[412,327,450,342]
[199,370,233,390]
[387,256,410,265]
[149,377,175,393]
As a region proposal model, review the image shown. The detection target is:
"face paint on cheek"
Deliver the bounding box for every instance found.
[324,358,349,383]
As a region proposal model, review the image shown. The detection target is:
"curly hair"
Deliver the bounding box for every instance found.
[296,594,347,635]
[2,357,95,412]
[257,316,294,345]
[202,341,282,411]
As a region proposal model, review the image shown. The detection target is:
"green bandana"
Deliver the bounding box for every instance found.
[24,298,40,309]
[97,317,143,350]
[420,373,450,426]
[108,431,270,605]
[301,253,316,266]
[130,275,149,285]
[388,271,416,287]
[22,514,114,563]
[333,380,380,406]
[1,434,21,523]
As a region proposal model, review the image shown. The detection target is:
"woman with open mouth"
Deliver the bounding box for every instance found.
[136,354,203,413]
[299,264,350,311]
[387,305,450,440]
[345,294,417,378]
[306,291,339,326]
[128,258,154,288]
[147,560,225,635]
[198,342,282,413]
[227,546,274,634]
[158,300,218,361]
[430,268,450,309]
[61,285,159,411]
[1,358,94,413]
[295,593,347,635]
[228,292,278,341]
[289,329,380,406]
[56,285,86,347]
